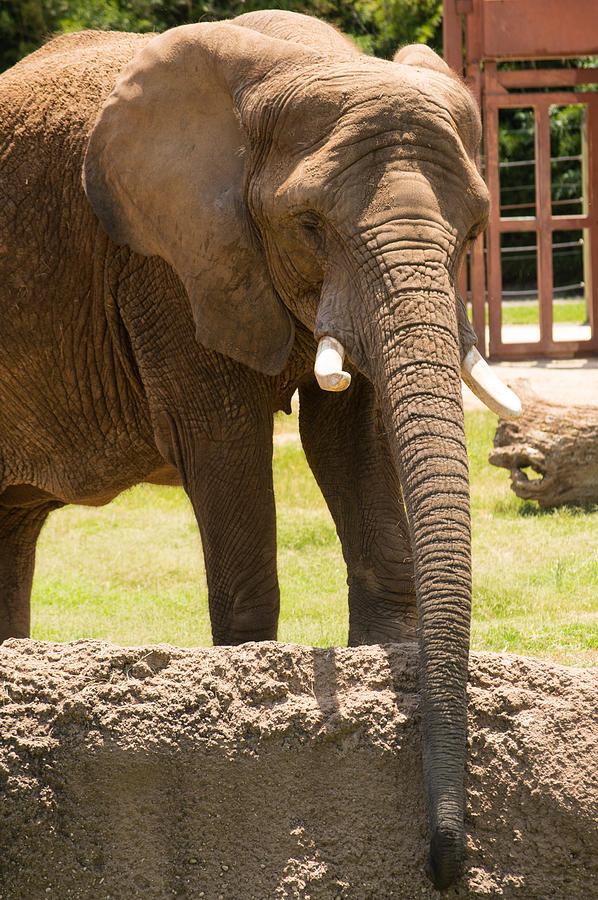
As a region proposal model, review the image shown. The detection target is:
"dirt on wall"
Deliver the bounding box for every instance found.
[0,639,596,900]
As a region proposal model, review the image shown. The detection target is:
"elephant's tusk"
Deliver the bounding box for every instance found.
[461,347,522,419]
[314,336,352,392]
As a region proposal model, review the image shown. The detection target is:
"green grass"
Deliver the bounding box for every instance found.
[469,298,588,327]
[30,410,597,666]
[502,299,588,326]
[467,412,597,666]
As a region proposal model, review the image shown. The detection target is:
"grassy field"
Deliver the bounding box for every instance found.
[503,298,588,326]
[30,410,597,667]
[480,298,588,326]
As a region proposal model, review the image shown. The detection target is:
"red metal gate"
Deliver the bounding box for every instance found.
[484,80,598,359]
[444,0,598,359]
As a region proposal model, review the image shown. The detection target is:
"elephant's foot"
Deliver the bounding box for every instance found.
[210,586,280,646]
[211,621,278,646]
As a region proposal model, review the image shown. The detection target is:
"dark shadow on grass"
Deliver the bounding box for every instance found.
[493,497,598,517]
[518,500,598,517]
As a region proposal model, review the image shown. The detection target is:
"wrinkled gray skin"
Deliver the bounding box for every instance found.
[0,11,488,888]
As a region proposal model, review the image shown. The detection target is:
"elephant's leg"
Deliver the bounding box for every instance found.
[197,422,279,646]
[160,393,279,646]
[299,375,416,645]
[0,493,60,641]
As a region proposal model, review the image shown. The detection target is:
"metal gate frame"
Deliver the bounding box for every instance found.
[484,81,598,359]
[443,0,598,359]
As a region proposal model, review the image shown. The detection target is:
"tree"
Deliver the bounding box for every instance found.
[0,0,443,72]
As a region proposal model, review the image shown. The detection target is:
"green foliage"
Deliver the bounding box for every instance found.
[0,0,442,72]
[345,0,442,57]
[0,0,162,70]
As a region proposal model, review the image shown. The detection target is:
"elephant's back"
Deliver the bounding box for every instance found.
[0,30,153,140]
[0,30,154,284]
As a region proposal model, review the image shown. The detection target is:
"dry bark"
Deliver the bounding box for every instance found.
[1,639,597,899]
[490,383,598,508]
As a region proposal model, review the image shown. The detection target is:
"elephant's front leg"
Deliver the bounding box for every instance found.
[0,496,61,641]
[161,385,279,646]
[299,374,416,645]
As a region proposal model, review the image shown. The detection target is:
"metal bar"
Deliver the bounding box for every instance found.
[587,96,598,340]
[442,0,464,75]
[484,97,503,357]
[499,154,582,168]
[501,243,538,253]
[497,218,539,231]
[485,91,589,110]
[500,204,537,213]
[466,0,483,67]
[536,103,554,348]
[496,68,598,90]
[500,201,586,213]
[498,159,535,169]
[501,282,585,296]
[552,283,585,293]
[470,235,487,355]
[498,216,591,232]
[489,339,598,361]
[500,238,583,253]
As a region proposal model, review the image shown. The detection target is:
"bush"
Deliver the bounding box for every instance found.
[0,0,442,72]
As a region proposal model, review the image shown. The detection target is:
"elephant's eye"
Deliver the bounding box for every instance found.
[297,212,325,247]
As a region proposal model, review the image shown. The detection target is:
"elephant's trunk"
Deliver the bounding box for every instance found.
[382,349,470,888]
[319,255,473,888]
[381,319,470,888]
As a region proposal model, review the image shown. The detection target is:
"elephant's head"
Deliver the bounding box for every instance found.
[83,19,519,888]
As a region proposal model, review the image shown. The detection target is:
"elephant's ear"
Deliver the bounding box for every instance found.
[393,43,452,76]
[83,23,295,376]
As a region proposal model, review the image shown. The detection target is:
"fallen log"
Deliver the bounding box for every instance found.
[490,384,598,508]
[1,639,596,898]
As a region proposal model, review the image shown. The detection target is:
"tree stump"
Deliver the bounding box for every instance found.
[489,383,598,508]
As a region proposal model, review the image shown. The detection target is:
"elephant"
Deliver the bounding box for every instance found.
[0,10,521,888]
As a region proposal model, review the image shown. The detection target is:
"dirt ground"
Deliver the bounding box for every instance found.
[1,639,596,899]
[463,355,598,411]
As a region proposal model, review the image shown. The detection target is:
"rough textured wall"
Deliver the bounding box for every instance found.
[0,640,596,899]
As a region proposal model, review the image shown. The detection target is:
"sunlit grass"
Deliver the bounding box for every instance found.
[467,411,597,667]
[30,409,597,666]
[469,298,588,326]
[503,298,588,326]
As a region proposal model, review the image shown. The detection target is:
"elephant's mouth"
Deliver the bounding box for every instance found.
[314,336,523,421]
